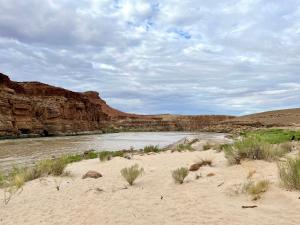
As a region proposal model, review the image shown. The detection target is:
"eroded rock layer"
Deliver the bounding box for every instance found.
[0,73,112,137]
[0,73,237,138]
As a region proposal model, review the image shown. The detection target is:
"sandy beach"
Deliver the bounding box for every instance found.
[1,149,300,225]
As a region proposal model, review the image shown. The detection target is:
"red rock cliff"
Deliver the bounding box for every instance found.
[0,73,236,137]
[0,73,114,137]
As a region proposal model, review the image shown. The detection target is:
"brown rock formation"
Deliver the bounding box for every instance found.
[0,72,237,138]
[0,73,112,137]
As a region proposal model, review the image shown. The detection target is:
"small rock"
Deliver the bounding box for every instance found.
[82,170,102,179]
[189,163,201,171]
[206,173,215,177]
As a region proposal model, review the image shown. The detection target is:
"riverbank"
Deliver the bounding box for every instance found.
[1,148,300,225]
[0,132,222,171]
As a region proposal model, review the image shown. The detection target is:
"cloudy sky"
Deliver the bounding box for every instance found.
[0,0,300,115]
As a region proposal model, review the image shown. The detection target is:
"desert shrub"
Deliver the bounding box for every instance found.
[176,143,193,152]
[99,151,113,162]
[49,158,68,176]
[229,171,270,200]
[278,157,300,190]
[11,173,25,189]
[120,164,144,185]
[224,136,289,164]
[0,170,5,187]
[243,178,270,200]
[83,151,98,159]
[36,157,68,176]
[172,167,189,184]
[143,145,161,153]
[278,142,293,153]
[203,143,213,151]
[215,143,230,152]
[112,150,125,158]
[64,154,82,163]
[198,158,213,167]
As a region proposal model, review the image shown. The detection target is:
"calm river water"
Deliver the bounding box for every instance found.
[0,132,226,170]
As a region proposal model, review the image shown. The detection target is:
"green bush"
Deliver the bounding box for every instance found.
[99,151,113,162]
[64,154,82,163]
[176,143,193,152]
[278,157,300,190]
[112,150,125,158]
[121,164,144,185]
[203,143,213,151]
[0,170,5,187]
[143,145,161,153]
[36,157,68,176]
[172,167,189,184]
[224,136,290,164]
[83,151,98,160]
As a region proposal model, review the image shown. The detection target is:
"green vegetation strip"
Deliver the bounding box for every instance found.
[242,129,300,144]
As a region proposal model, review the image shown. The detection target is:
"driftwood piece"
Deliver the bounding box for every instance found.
[242,205,258,209]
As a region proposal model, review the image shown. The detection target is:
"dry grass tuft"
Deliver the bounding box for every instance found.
[121,164,144,185]
[278,157,300,190]
[224,136,291,165]
[172,167,189,184]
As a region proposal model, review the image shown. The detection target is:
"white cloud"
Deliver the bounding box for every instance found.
[0,0,300,115]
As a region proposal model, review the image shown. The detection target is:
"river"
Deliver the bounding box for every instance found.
[0,132,226,170]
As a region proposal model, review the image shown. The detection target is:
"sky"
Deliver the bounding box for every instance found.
[0,0,300,116]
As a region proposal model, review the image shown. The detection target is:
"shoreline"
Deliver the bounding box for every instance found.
[0,128,230,141]
[0,132,229,172]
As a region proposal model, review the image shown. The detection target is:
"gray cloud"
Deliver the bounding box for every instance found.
[0,0,300,115]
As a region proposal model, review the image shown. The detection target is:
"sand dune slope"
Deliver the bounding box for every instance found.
[1,150,300,225]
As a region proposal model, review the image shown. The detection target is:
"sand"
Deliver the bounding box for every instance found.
[1,150,300,225]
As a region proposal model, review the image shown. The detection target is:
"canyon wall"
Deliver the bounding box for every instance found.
[0,73,238,138]
[0,73,111,137]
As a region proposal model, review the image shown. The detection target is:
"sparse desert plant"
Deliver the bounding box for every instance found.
[278,142,293,153]
[243,179,270,200]
[143,145,161,153]
[176,143,193,152]
[0,170,5,187]
[215,143,230,152]
[83,151,98,159]
[11,173,25,189]
[172,167,189,184]
[99,151,113,162]
[278,157,300,190]
[121,164,144,185]
[50,158,68,176]
[198,158,213,167]
[224,136,290,165]
[203,143,213,151]
[36,157,68,176]
[112,150,125,158]
[228,171,270,200]
[64,154,82,163]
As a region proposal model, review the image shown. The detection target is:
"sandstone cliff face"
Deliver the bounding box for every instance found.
[0,73,111,137]
[0,73,238,138]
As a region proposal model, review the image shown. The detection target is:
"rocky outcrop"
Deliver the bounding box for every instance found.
[0,72,238,138]
[0,73,112,137]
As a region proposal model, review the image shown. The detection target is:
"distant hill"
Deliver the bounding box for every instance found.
[224,108,300,127]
